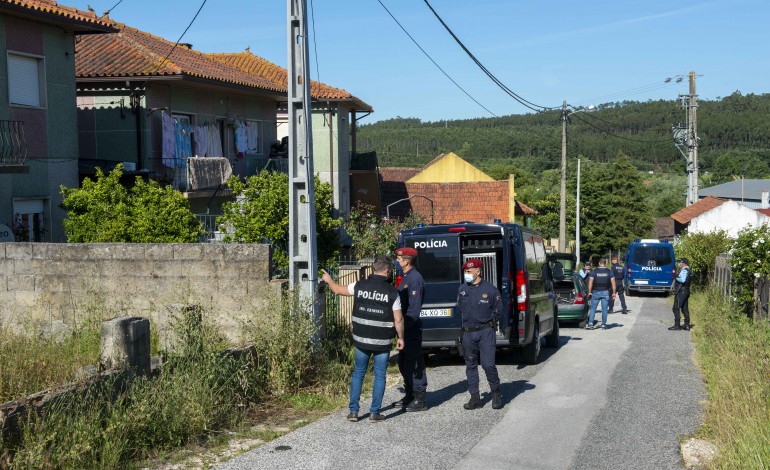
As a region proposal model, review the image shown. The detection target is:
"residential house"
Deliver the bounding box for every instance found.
[0,0,116,242]
[698,179,770,209]
[671,195,770,238]
[75,23,286,216]
[206,50,373,219]
[378,152,538,225]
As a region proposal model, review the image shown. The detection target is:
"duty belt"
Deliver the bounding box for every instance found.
[462,321,494,333]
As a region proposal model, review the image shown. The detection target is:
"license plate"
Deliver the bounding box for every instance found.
[420,308,452,318]
[634,280,648,285]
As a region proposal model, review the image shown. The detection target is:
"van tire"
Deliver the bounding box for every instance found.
[522,322,540,365]
[545,314,560,348]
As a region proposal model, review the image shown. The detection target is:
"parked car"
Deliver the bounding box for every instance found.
[547,253,589,325]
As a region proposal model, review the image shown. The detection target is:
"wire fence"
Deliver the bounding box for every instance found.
[712,253,769,322]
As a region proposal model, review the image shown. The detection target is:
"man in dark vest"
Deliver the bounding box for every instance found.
[586,258,617,330]
[669,257,692,331]
[322,257,404,422]
[607,255,628,314]
[393,247,428,412]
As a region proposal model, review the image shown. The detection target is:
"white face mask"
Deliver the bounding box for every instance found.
[464,273,476,283]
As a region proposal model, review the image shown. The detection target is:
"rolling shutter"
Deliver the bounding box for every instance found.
[8,54,41,107]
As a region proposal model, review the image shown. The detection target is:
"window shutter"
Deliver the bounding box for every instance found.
[14,199,45,214]
[8,55,41,107]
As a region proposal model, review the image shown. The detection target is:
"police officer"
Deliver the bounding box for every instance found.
[669,257,692,331]
[322,257,405,422]
[586,258,617,330]
[457,258,503,410]
[607,255,628,314]
[579,262,592,279]
[393,247,428,412]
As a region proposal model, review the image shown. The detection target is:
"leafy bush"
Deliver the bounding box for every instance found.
[218,172,340,277]
[673,230,731,285]
[60,165,202,243]
[729,225,770,314]
[345,202,427,260]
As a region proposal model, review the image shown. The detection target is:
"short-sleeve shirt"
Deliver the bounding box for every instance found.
[589,267,613,291]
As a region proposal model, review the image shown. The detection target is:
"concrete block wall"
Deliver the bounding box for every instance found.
[0,243,275,345]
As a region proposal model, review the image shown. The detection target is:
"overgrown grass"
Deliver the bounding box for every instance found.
[1,294,357,469]
[690,289,770,468]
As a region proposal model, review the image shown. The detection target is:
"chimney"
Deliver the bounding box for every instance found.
[762,190,769,209]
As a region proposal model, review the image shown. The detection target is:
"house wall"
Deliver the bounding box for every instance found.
[0,15,80,243]
[0,242,277,345]
[689,200,769,237]
[312,104,351,218]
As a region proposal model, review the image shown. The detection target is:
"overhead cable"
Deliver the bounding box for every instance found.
[376,0,498,117]
[569,111,671,144]
[423,0,555,113]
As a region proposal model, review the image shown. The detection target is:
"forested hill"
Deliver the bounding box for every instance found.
[356,92,770,182]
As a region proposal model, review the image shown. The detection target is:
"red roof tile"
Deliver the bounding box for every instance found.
[671,196,726,224]
[207,51,372,111]
[756,208,770,217]
[75,24,283,93]
[0,0,117,31]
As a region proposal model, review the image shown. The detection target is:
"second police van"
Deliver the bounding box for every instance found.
[396,221,559,364]
[623,238,676,295]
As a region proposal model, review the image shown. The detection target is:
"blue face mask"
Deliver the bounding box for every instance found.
[464,273,475,283]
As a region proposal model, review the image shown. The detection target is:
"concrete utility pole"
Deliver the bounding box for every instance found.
[673,72,699,206]
[287,0,319,325]
[559,100,568,252]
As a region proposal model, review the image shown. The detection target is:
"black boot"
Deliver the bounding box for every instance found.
[668,325,681,330]
[394,393,414,408]
[463,393,481,410]
[491,390,503,409]
[682,324,690,331]
[406,391,427,412]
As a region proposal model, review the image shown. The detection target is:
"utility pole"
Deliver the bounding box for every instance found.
[673,72,699,206]
[287,0,319,327]
[559,100,567,252]
[576,158,581,264]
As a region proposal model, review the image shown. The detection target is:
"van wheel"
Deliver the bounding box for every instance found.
[522,322,540,364]
[545,314,560,348]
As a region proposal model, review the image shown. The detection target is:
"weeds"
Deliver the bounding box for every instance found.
[691,288,770,468]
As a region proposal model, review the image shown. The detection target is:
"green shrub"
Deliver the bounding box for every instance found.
[345,202,427,259]
[674,230,731,285]
[728,225,770,314]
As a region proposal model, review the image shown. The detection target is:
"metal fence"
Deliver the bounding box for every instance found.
[322,263,373,333]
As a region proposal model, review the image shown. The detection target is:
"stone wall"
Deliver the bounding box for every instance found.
[0,243,276,345]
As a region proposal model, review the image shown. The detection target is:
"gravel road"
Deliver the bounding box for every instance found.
[218,294,704,470]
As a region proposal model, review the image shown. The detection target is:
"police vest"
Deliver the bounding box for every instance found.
[611,263,624,282]
[592,267,613,291]
[678,267,693,289]
[352,274,399,352]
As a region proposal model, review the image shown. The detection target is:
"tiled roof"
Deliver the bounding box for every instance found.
[207,51,372,111]
[670,196,725,224]
[0,0,117,31]
[756,208,770,217]
[516,200,538,215]
[75,25,283,93]
[379,166,421,182]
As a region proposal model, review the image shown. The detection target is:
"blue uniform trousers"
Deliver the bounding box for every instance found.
[462,327,500,394]
[398,329,427,393]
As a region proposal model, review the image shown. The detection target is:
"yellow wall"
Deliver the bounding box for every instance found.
[406,152,494,183]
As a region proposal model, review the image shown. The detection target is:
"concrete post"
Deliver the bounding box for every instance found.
[100,317,151,376]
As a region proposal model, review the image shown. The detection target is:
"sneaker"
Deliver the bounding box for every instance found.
[346,412,358,422]
[601,324,607,330]
[585,323,594,330]
[369,413,385,422]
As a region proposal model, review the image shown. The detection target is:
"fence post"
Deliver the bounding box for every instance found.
[100,317,151,376]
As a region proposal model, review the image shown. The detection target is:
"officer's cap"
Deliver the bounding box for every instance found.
[395,247,418,257]
[462,258,483,270]
[677,257,689,265]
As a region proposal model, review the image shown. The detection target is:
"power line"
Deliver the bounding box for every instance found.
[571,76,687,108]
[137,0,208,91]
[375,0,498,118]
[422,0,554,113]
[309,0,321,86]
[96,0,124,21]
[569,111,671,144]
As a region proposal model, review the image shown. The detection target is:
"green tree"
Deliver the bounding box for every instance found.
[729,225,770,315]
[345,203,427,260]
[673,230,731,285]
[580,155,653,259]
[218,171,340,276]
[531,192,575,240]
[60,165,202,243]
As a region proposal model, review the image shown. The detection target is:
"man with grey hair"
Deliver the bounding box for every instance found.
[322,256,404,422]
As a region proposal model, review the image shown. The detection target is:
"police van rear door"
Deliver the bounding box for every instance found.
[403,234,462,345]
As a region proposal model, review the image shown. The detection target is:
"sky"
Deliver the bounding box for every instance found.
[68,0,769,124]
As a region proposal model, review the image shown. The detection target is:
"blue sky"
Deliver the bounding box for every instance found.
[69,0,769,123]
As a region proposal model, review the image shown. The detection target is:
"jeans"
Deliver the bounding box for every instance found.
[349,346,390,415]
[588,290,610,326]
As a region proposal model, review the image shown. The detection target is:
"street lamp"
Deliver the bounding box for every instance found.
[559,102,594,253]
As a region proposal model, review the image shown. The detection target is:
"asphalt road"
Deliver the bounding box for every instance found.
[218,294,705,470]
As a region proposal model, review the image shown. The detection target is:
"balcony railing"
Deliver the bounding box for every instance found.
[0,120,27,166]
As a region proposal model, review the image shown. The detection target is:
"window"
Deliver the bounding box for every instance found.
[13,198,47,242]
[8,52,46,108]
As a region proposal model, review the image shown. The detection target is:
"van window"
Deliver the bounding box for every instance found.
[523,233,545,294]
[631,246,673,266]
[412,237,461,283]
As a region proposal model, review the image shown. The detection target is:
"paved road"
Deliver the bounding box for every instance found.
[219,294,704,470]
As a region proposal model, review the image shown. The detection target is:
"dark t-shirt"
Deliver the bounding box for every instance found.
[589,267,613,291]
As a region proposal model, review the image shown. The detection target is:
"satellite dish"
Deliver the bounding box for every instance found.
[0,223,15,242]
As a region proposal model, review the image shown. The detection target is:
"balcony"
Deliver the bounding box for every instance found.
[0,120,28,172]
